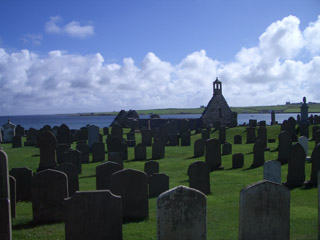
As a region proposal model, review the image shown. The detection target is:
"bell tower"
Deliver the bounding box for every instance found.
[213,77,222,96]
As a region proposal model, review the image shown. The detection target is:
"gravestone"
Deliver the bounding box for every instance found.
[263,160,281,184]
[278,131,292,165]
[55,162,79,196]
[110,169,148,221]
[103,127,109,135]
[12,135,22,148]
[107,136,123,153]
[252,140,265,167]
[300,97,309,138]
[180,119,189,133]
[65,149,82,174]
[257,126,267,148]
[205,139,223,171]
[271,110,276,125]
[201,129,210,140]
[15,125,25,136]
[0,150,11,240]
[167,134,179,146]
[309,143,320,186]
[157,186,206,240]
[2,120,15,143]
[126,132,136,147]
[37,131,57,172]
[149,173,169,198]
[246,127,256,144]
[64,190,122,240]
[194,139,205,157]
[313,126,320,140]
[300,124,309,139]
[111,123,123,139]
[56,143,69,164]
[232,153,244,169]
[298,136,308,157]
[180,130,191,146]
[249,119,257,127]
[57,124,71,145]
[108,152,123,166]
[259,120,266,127]
[152,141,165,160]
[9,176,16,218]
[25,128,37,146]
[9,167,33,201]
[286,143,306,187]
[239,180,290,240]
[96,161,123,190]
[187,161,211,194]
[76,142,90,163]
[222,142,232,155]
[141,129,153,146]
[135,143,147,161]
[31,169,68,223]
[144,161,159,176]
[315,130,320,147]
[92,142,105,162]
[122,142,128,160]
[234,135,242,144]
[219,127,226,144]
[88,125,100,151]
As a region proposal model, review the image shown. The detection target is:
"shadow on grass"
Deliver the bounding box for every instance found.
[13,220,59,230]
[31,154,40,157]
[79,174,96,179]
[245,152,253,155]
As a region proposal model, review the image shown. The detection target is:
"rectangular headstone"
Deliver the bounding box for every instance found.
[263,160,281,184]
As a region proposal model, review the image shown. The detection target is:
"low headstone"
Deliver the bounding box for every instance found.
[157,186,206,240]
[65,149,82,174]
[57,124,71,145]
[278,131,292,165]
[64,190,122,240]
[180,130,191,146]
[96,161,123,190]
[55,162,79,196]
[222,142,232,155]
[239,180,290,240]
[31,169,68,223]
[152,141,165,160]
[110,169,148,221]
[309,143,320,186]
[88,125,100,151]
[9,176,16,218]
[9,167,33,202]
[232,153,244,169]
[56,143,69,164]
[194,139,205,157]
[92,142,105,162]
[286,143,306,187]
[144,161,159,176]
[141,129,153,146]
[298,136,308,157]
[219,127,226,144]
[263,160,281,184]
[246,127,256,144]
[234,135,242,144]
[76,142,90,163]
[205,139,223,171]
[37,131,57,172]
[149,173,169,198]
[252,140,265,168]
[12,135,22,148]
[135,143,147,161]
[187,161,211,194]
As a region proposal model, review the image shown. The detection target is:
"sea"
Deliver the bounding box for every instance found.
[0,113,318,130]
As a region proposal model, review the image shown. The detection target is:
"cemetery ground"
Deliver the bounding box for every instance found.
[3,125,318,240]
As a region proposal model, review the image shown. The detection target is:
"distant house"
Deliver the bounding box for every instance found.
[201,78,237,127]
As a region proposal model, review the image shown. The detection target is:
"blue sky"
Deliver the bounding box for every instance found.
[0,0,320,115]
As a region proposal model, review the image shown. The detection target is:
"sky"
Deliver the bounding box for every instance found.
[0,0,320,115]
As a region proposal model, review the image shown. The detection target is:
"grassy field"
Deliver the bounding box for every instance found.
[2,124,318,239]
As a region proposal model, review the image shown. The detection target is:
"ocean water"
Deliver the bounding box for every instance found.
[0,113,318,130]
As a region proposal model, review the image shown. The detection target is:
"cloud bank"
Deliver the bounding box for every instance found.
[1,15,320,115]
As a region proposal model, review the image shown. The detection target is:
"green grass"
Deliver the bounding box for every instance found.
[2,125,319,239]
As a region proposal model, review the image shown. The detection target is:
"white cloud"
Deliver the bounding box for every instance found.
[45,16,94,38]
[0,15,320,115]
[303,16,320,55]
[21,33,43,46]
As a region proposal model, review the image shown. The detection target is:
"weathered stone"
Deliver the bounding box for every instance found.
[57,124,71,145]
[194,139,205,157]
[152,141,165,160]
[278,131,292,165]
[25,128,37,146]
[180,119,189,133]
[141,129,153,146]
[12,135,22,148]
[107,136,123,152]
[167,134,179,146]
[76,142,90,163]
[257,126,267,148]
[239,180,290,240]
[219,127,226,143]
[234,135,242,144]
[56,143,69,164]
[55,162,79,196]
[134,143,147,161]
[144,161,159,176]
[88,125,100,151]
[205,139,223,171]
[64,149,82,174]
[15,125,25,136]
[263,160,281,184]
[180,130,191,146]
[252,140,265,168]
[9,167,33,202]
[149,173,169,198]
[222,142,232,155]
[298,136,308,157]
[232,153,244,169]
[64,190,122,240]
[96,161,123,190]
[286,143,306,187]
[111,123,123,139]
[37,131,57,172]
[108,152,123,166]
[246,127,256,144]
[110,169,148,221]
[310,143,320,186]
[2,120,16,143]
[187,161,211,194]
[201,129,210,141]
[31,169,68,223]
[9,176,16,218]
[157,185,206,240]
[92,142,105,162]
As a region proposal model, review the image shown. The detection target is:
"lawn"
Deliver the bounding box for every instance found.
[2,124,318,239]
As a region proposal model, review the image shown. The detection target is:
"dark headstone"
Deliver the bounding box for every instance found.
[201,129,210,141]
[246,127,256,144]
[122,142,128,160]
[65,149,82,174]
[92,142,105,162]
[64,190,122,240]
[37,131,57,172]
[187,161,211,194]
[309,143,320,186]
[257,126,267,148]
[107,136,123,153]
[141,129,153,146]
[108,152,123,166]
[96,161,123,190]
[234,135,242,144]
[111,123,123,139]
[12,135,22,148]
[194,139,205,158]
[205,139,223,171]
[9,167,33,201]
[76,142,90,163]
[249,119,257,127]
[167,134,179,146]
[56,143,69,164]
[9,176,16,219]
[219,127,226,144]
[278,131,292,165]
[232,153,244,169]
[222,142,232,155]
[103,127,109,136]
[252,140,265,168]
[55,162,79,196]
[134,143,147,161]
[152,141,165,160]
[286,143,306,187]
[15,125,25,136]
[88,125,100,151]
[144,161,159,176]
[57,124,71,145]
[180,130,191,146]
[149,173,169,198]
[313,126,320,141]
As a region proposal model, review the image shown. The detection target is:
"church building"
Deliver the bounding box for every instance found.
[201,78,237,127]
